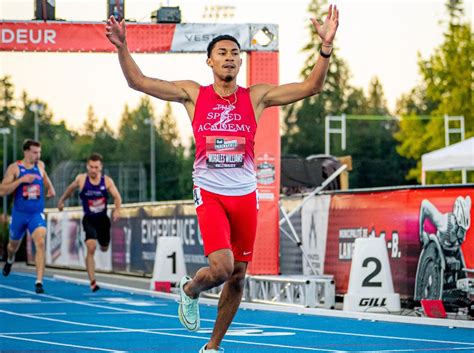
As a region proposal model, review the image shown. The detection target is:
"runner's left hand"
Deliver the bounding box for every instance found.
[311,4,339,46]
[112,208,120,222]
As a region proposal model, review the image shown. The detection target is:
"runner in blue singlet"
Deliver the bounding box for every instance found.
[1,139,56,294]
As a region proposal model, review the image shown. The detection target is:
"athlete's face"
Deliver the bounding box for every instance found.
[87,160,103,179]
[207,40,242,82]
[24,146,41,164]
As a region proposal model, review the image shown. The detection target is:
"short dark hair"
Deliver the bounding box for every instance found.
[87,152,103,163]
[23,139,41,151]
[206,35,241,58]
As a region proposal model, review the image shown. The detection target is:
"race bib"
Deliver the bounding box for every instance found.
[88,197,106,213]
[206,136,245,169]
[22,184,40,200]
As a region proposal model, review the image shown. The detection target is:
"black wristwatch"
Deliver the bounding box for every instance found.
[319,47,332,58]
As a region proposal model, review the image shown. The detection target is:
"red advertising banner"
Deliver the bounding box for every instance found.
[247,52,280,275]
[0,22,279,53]
[324,187,474,298]
[0,21,175,53]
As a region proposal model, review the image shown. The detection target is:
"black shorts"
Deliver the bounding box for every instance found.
[82,214,111,247]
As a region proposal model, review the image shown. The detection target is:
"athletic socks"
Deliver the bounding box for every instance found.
[90,280,100,292]
[35,282,44,294]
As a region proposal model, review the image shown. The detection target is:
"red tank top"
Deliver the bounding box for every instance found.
[192,85,257,196]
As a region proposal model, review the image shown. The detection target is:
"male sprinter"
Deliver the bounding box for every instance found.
[106,5,339,352]
[57,153,121,292]
[2,139,56,294]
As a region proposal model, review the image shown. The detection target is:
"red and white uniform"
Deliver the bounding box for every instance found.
[192,85,259,261]
[192,85,257,196]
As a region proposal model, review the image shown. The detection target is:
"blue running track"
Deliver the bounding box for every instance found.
[0,273,473,352]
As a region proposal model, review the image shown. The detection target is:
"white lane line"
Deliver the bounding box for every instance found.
[0,326,272,336]
[22,312,67,316]
[0,329,127,336]
[0,283,212,322]
[0,334,127,353]
[0,300,136,304]
[0,298,41,303]
[0,328,193,336]
[351,348,474,352]
[97,311,139,315]
[0,308,341,352]
[238,322,474,347]
[1,284,473,349]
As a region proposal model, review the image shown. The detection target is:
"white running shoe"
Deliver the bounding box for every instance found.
[199,344,224,352]
[178,276,200,332]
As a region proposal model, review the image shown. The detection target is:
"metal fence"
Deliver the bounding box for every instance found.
[46,161,147,208]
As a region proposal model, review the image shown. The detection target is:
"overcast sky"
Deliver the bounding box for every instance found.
[0,0,472,144]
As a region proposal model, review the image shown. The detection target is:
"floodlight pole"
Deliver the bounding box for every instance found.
[145,118,156,202]
[150,117,156,202]
[0,128,11,220]
[31,103,44,141]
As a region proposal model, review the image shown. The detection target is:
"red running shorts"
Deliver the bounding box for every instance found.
[193,186,258,262]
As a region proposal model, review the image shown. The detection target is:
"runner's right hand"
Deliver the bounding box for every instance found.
[19,174,36,184]
[57,200,64,211]
[105,16,126,48]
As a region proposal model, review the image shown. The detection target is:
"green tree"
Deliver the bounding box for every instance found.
[70,105,99,159]
[156,102,188,200]
[90,120,119,161]
[395,0,473,184]
[14,93,74,167]
[117,97,189,201]
[330,78,415,187]
[282,0,353,157]
[0,76,19,174]
[282,0,414,188]
[83,105,98,137]
[179,138,195,199]
[0,76,16,126]
[117,99,153,162]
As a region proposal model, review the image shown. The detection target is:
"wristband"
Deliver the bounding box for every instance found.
[319,48,332,58]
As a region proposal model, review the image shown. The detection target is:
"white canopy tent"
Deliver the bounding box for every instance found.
[421,137,474,184]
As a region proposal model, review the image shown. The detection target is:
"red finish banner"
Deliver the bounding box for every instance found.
[324,187,474,297]
[247,52,280,275]
[0,21,175,53]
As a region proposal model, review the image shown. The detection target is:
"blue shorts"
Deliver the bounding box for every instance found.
[9,209,46,241]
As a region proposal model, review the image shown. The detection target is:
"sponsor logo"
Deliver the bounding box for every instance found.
[359,297,387,307]
[1,28,57,44]
[215,139,238,150]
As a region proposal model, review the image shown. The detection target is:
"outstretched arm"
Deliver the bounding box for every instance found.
[57,175,81,211]
[250,5,339,119]
[105,16,199,105]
